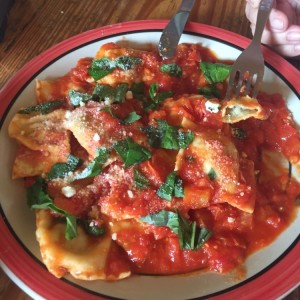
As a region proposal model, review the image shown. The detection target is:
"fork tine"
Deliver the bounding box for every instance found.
[234,71,244,98]
[225,71,236,99]
[252,72,263,98]
[244,73,254,96]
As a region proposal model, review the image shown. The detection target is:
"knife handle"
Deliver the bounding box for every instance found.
[179,0,196,13]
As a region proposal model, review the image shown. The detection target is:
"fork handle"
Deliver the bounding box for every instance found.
[252,0,274,44]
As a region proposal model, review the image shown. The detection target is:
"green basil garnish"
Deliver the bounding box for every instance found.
[48,155,81,180]
[200,62,231,84]
[143,119,194,150]
[85,221,106,236]
[157,171,184,201]
[101,107,141,125]
[114,137,152,168]
[231,127,248,139]
[140,210,212,250]
[88,56,142,81]
[207,168,217,181]
[88,57,116,81]
[146,83,173,110]
[18,100,64,115]
[121,111,141,124]
[198,84,221,99]
[93,83,128,103]
[131,82,147,101]
[178,214,212,250]
[69,89,97,106]
[133,167,150,189]
[115,56,142,71]
[73,147,110,181]
[160,63,182,77]
[27,177,77,240]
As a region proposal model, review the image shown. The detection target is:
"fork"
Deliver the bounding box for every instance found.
[225,0,274,99]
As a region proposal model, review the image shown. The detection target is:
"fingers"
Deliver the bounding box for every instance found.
[250,24,300,56]
[246,3,290,32]
[245,0,300,56]
[271,44,300,56]
[251,24,300,44]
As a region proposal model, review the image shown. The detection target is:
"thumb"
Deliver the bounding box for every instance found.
[267,0,294,32]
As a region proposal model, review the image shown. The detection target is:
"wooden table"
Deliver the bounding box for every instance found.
[0,0,298,299]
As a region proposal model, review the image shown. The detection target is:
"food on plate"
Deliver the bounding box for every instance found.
[8,42,300,281]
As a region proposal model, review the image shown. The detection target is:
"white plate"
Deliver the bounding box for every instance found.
[0,20,299,300]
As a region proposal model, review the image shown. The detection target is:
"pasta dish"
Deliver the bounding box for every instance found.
[8,42,300,281]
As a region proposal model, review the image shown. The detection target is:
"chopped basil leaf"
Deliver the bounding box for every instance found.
[198,84,221,99]
[114,137,152,168]
[85,221,106,236]
[88,58,116,81]
[178,214,212,250]
[157,171,184,201]
[140,210,180,231]
[101,107,141,125]
[69,89,96,106]
[133,167,150,189]
[143,119,194,150]
[121,111,141,124]
[149,83,159,100]
[88,56,142,81]
[195,227,212,249]
[93,83,128,103]
[208,168,217,181]
[231,127,248,139]
[140,210,211,250]
[18,100,64,115]
[295,195,300,206]
[48,155,81,180]
[115,56,142,71]
[160,63,182,77]
[64,214,78,240]
[174,176,184,198]
[27,177,77,240]
[131,82,146,101]
[73,147,110,181]
[146,83,173,110]
[101,106,117,118]
[27,177,53,208]
[200,62,231,84]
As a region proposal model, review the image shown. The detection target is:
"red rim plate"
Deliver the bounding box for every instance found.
[0,20,299,300]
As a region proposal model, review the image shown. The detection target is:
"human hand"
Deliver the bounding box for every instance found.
[245,0,300,57]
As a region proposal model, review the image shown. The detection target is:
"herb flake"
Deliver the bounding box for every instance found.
[27,177,77,240]
[200,62,232,84]
[140,210,212,250]
[114,137,152,168]
[160,63,182,77]
[143,119,194,150]
[18,100,64,115]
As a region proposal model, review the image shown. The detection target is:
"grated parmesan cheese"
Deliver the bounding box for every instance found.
[205,101,221,113]
[61,186,76,198]
[127,190,134,198]
[227,217,235,223]
[93,133,100,142]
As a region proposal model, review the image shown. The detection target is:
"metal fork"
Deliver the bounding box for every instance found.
[225,0,274,99]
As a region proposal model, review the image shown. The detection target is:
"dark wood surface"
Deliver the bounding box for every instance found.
[0,0,251,90]
[0,1,298,299]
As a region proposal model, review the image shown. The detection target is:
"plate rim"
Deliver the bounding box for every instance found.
[0,19,299,300]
